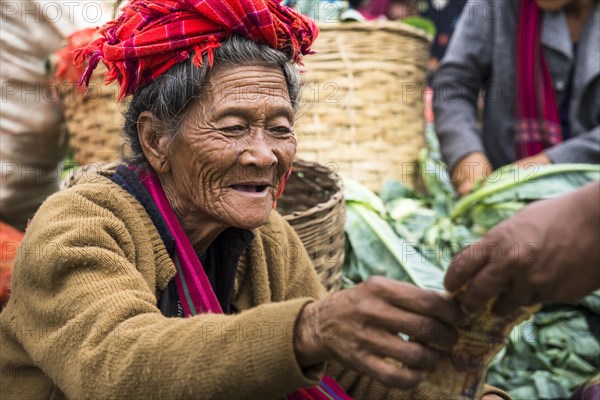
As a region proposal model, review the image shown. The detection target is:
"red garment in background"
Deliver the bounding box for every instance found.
[514,0,563,158]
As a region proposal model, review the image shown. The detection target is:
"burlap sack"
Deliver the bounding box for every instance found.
[0,0,113,229]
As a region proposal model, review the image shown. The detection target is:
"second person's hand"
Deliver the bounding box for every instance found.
[444,181,600,316]
[451,152,494,197]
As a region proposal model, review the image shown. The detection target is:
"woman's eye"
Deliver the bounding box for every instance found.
[221,125,247,133]
[270,126,293,136]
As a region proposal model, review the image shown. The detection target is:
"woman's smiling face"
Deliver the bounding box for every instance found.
[162,64,296,231]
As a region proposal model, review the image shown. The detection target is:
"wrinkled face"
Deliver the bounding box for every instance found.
[535,0,573,11]
[165,65,296,230]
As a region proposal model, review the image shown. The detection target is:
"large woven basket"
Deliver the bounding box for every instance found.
[61,160,346,292]
[276,160,345,293]
[295,21,431,192]
[51,28,125,165]
[59,68,125,165]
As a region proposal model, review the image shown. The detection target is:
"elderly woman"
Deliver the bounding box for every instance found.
[0,1,508,399]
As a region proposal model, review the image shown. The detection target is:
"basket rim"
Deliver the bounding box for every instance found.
[281,160,344,222]
[315,20,433,43]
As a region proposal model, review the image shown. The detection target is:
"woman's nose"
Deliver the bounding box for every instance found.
[239,132,278,169]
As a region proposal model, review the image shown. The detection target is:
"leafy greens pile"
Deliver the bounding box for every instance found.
[342,125,600,398]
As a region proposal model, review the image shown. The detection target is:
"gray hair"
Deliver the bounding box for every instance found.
[122,35,301,166]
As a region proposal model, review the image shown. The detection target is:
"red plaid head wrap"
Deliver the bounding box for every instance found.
[75,0,318,100]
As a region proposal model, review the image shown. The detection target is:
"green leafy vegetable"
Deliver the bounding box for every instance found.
[401,16,437,38]
[488,292,600,399]
[452,164,600,221]
[344,180,445,291]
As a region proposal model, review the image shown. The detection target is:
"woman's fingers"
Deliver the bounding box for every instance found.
[365,330,439,371]
[356,353,428,389]
[364,302,458,349]
[366,276,461,326]
[481,395,505,400]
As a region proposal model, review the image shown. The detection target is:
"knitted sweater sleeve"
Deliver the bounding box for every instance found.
[6,186,321,399]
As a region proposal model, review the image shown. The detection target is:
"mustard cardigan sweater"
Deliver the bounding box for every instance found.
[0,171,507,399]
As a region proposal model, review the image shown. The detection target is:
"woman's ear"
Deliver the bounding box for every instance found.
[137,111,171,173]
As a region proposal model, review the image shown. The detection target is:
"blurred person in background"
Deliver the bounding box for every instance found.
[416,0,467,75]
[0,0,113,230]
[433,0,600,196]
[386,0,417,20]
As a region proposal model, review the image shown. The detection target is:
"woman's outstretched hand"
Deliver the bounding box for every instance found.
[294,277,460,389]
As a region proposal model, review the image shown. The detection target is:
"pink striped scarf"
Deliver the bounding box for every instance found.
[514,0,563,159]
[137,167,352,400]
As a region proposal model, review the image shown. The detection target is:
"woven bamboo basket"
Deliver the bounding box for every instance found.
[276,160,346,293]
[61,160,346,292]
[51,28,125,165]
[59,68,125,165]
[295,21,431,192]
